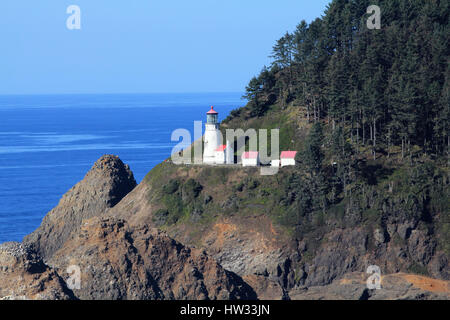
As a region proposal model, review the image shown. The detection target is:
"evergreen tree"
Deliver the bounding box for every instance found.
[300,122,325,175]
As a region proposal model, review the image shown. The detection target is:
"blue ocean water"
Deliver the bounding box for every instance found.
[0,93,244,243]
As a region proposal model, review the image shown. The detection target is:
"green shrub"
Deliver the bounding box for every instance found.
[182,179,203,200]
[246,178,260,190]
[163,179,180,194]
[235,182,245,192]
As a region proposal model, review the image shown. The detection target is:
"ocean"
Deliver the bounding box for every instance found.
[0,93,244,243]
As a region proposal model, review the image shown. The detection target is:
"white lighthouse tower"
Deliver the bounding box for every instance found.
[203,106,222,164]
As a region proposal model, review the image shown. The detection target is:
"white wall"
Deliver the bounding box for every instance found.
[281,158,295,167]
[271,160,280,167]
[203,123,221,164]
[215,151,225,164]
[242,157,259,167]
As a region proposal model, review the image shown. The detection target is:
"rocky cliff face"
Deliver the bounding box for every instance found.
[0,242,74,300]
[2,155,256,300]
[2,155,448,300]
[1,218,256,300]
[48,217,256,300]
[24,155,137,260]
[105,161,449,299]
[295,224,448,288]
[289,272,449,300]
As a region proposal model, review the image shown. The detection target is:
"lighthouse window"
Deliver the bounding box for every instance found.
[207,114,218,124]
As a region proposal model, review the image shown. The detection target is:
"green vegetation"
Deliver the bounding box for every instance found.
[144,0,448,271]
[163,179,180,195]
[236,0,449,160]
[182,179,203,199]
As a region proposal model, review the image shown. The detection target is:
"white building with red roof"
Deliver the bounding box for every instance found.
[242,151,259,167]
[280,151,297,167]
[215,140,234,164]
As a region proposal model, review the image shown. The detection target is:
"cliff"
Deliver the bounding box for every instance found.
[1,153,448,300]
[1,155,256,300]
[289,272,449,300]
[105,156,448,298]
[0,242,74,300]
[48,217,256,300]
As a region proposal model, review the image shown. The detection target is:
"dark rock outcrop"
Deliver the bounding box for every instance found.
[24,155,136,260]
[289,272,449,300]
[295,219,448,288]
[0,242,74,300]
[48,217,257,300]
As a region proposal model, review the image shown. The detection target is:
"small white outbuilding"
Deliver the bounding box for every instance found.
[271,159,280,167]
[280,151,297,167]
[242,151,259,167]
[215,140,234,164]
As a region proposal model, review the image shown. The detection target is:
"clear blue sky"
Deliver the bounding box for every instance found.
[0,0,330,95]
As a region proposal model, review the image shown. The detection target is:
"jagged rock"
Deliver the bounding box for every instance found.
[24,155,136,260]
[429,253,449,280]
[407,230,435,265]
[243,275,286,300]
[303,228,368,287]
[0,242,73,300]
[48,217,257,300]
[289,272,449,300]
[374,228,386,245]
[397,222,415,240]
[198,218,290,286]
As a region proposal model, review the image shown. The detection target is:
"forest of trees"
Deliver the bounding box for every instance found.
[243,0,449,159]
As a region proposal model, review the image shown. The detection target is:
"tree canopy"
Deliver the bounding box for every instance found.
[243,0,449,158]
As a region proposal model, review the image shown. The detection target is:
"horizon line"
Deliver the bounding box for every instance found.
[0,91,246,97]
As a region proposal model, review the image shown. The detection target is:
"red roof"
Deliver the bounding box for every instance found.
[242,151,259,159]
[215,145,227,152]
[280,151,297,159]
[207,106,218,114]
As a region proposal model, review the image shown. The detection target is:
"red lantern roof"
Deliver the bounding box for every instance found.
[207,106,218,114]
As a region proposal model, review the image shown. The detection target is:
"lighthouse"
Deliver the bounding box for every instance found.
[203,106,222,164]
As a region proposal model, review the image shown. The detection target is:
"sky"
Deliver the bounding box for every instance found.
[0,0,331,95]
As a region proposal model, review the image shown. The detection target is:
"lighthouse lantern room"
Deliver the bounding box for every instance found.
[206,106,218,125]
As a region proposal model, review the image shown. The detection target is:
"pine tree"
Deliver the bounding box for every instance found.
[300,122,325,175]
